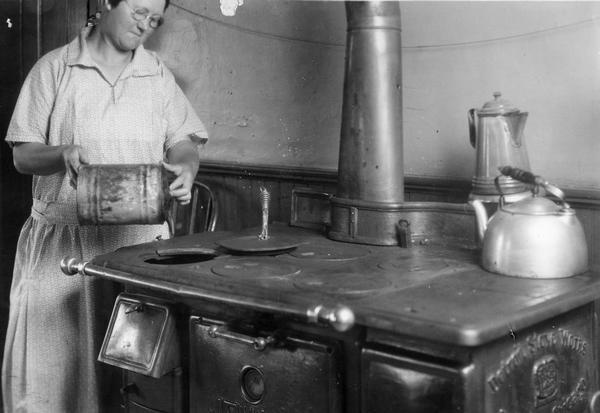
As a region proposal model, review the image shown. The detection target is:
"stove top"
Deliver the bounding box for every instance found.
[92,225,600,347]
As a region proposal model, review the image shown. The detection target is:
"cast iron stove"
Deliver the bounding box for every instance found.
[63,224,600,413]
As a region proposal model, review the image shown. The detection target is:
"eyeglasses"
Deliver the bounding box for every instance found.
[123,0,164,29]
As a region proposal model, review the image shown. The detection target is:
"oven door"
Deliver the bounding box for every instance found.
[362,348,464,413]
[189,316,342,412]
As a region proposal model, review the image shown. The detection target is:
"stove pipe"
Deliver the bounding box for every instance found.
[329,1,404,246]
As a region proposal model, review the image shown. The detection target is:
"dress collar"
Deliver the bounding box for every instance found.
[65,26,159,77]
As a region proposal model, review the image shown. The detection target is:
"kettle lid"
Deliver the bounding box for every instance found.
[501,193,574,216]
[479,92,520,116]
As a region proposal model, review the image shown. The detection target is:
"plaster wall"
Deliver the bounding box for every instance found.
[147,1,600,190]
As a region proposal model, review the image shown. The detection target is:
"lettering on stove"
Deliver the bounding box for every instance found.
[487,329,587,393]
[209,397,266,413]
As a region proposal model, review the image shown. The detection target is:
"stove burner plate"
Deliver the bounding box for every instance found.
[143,248,217,265]
[294,271,393,295]
[211,257,301,279]
[289,243,370,261]
[217,235,300,254]
[377,256,450,273]
[377,253,477,275]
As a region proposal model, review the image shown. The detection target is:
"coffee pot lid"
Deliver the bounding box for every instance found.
[479,92,520,115]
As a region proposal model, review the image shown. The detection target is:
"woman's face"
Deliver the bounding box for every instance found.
[103,0,166,52]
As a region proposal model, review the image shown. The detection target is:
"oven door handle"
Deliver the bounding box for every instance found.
[207,325,275,351]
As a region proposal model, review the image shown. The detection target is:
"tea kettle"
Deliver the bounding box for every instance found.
[469,93,531,198]
[469,166,588,279]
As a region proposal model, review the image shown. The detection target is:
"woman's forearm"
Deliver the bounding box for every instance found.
[167,140,200,176]
[12,142,88,187]
[12,142,68,175]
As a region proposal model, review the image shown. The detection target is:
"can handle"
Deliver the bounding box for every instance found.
[162,165,178,236]
[166,199,176,237]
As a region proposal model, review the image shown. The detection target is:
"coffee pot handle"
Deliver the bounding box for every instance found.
[468,109,477,148]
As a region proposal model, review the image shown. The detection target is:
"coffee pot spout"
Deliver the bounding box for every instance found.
[509,111,529,147]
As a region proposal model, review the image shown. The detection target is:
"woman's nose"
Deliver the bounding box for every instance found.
[136,18,150,31]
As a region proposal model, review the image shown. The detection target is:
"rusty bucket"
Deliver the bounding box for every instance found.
[77,164,171,225]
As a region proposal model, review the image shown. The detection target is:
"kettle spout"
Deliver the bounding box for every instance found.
[469,199,488,244]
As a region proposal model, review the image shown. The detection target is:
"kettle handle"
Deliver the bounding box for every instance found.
[468,109,477,148]
[499,166,569,205]
[498,166,539,186]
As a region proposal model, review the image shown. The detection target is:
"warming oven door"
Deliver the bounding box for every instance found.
[189,316,342,412]
[98,294,183,412]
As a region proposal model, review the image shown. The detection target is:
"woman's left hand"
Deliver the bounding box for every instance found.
[162,161,195,205]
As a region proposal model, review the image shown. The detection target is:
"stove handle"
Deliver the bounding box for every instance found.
[306,304,355,332]
[61,257,89,276]
[207,325,275,351]
[61,257,356,333]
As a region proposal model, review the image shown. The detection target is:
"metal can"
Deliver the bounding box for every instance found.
[77,164,170,225]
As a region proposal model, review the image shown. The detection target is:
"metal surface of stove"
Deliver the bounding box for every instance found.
[62,225,600,412]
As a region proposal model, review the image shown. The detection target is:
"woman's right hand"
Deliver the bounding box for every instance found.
[61,145,89,188]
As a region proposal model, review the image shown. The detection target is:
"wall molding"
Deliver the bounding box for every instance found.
[198,162,600,209]
[199,161,339,184]
[198,161,600,209]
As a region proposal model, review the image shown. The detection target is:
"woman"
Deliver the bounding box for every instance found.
[2,0,207,411]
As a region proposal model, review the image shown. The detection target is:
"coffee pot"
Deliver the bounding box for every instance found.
[469,93,531,199]
[470,167,589,279]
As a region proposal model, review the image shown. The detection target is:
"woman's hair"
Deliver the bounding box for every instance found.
[108,0,170,10]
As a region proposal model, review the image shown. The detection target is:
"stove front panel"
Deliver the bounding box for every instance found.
[189,316,342,412]
[481,304,597,413]
[361,348,464,413]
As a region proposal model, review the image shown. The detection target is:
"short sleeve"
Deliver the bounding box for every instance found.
[5,52,61,147]
[160,64,208,152]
